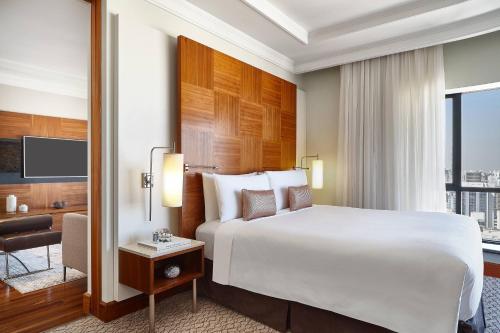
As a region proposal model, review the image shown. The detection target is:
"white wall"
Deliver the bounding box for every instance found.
[0,84,87,120]
[114,16,178,301]
[444,30,500,90]
[106,0,300,302]
[301,68,340,205]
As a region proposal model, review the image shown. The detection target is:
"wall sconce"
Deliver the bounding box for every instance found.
[296,154,324,190]
[142,142,184,222]
[311,159,323,189]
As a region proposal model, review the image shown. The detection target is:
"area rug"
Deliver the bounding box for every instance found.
[46,277,500,333]
[0,244,86,293]
[47,291,276,333]
[484,276,500,332]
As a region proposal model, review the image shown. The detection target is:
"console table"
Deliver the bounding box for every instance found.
[0,205,87,231]
[119,240,204,332]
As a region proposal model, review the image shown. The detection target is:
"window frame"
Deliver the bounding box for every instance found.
[446,92,500,244]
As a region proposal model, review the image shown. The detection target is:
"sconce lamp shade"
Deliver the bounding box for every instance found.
[311,159,323,189]
[162,153,184,207]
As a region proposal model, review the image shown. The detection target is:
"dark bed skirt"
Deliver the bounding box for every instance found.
[199,259,288,331]
[200,259,485,333]
[290,300,485,333]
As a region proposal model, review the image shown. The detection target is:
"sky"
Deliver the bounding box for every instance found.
[445,88,500,172]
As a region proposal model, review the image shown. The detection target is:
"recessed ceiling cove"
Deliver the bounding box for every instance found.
[153,0,500,73]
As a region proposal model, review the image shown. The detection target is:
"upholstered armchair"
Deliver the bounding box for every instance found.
[61,213,87,281]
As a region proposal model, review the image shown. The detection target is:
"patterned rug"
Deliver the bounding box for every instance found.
[47,277,500,333]
[47,292,276,333]
[0,244,86,293]
[484,277,500,333]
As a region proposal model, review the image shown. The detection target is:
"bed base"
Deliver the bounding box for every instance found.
[200,259,485,333]
[199,259,288,331]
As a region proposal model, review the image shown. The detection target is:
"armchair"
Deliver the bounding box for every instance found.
[61,213,87,281]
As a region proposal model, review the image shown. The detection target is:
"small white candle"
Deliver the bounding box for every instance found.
[6,195,17,213]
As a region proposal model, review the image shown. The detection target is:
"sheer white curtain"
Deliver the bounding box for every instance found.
[335,46,446,212]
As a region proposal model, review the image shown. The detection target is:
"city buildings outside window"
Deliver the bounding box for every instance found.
[445,88,500,243]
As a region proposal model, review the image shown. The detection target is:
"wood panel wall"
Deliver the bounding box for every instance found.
[0,111,87,140]
[0,182,87,212]
[178,36,297,238]
[0,110,88,212]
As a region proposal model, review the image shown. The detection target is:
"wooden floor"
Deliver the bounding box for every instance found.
[485,261,500,278]
[0,278,87,333]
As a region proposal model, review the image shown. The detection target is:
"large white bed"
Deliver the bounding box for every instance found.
[197,205,483,333]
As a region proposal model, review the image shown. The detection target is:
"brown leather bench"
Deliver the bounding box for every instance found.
[0,215,62,279]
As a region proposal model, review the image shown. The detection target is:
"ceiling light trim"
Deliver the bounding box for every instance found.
[240,0,308,45]
[0,58,87,99]
[310,0,467,42]
[296,9,500,73]
[146,0,295,72]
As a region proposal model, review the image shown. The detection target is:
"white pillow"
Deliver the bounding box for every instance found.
[214,173,271,222]
[202,172,256,222]
[265,170,308,210]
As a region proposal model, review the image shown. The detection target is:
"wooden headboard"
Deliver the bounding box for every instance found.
[178,36,297,238]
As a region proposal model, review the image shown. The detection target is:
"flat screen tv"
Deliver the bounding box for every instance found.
[23,136,87,178]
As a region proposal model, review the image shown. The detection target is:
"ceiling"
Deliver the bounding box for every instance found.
[0,0,90,98]
[170,0,500,73]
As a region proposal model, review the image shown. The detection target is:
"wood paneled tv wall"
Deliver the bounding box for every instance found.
[0,111,87,214]
[178,36,297,238]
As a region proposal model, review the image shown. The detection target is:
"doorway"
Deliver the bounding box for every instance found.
[0,0,101,331]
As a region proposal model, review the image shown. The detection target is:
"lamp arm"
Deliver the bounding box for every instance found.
[300,154,319,169]
[146,142,176,222]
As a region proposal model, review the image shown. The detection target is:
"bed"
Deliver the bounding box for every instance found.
[177,36,485,333]
[196,205,485,333]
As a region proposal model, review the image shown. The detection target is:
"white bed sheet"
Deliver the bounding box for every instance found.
[195,209,292,260]
[195,220,221,260]
[213,205,483,333]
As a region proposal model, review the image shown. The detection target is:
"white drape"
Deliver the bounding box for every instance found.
[335,46,446,212]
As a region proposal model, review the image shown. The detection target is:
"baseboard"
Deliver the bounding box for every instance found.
[485,262,500,278]
[83,292,91,315]
[89,284,189,322]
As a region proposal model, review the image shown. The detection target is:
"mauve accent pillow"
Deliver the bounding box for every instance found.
[242,189,277,221]
[289,185,312,211]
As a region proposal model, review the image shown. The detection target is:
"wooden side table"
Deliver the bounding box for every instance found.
[119,240,204,332]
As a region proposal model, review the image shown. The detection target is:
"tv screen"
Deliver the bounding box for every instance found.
[23,136,87,178]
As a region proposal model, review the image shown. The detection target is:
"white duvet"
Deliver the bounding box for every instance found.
[213,205,483,333]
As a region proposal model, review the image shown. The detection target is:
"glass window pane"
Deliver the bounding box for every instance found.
[461,89,500,188]
[462,191,500,242]
[446,191,456,213]
[445,98,453,183]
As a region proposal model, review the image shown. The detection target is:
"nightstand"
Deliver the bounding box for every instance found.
[119,240,204,332]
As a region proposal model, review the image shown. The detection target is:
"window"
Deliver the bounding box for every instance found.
[446,88,500,243]
[445,98,453,184]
